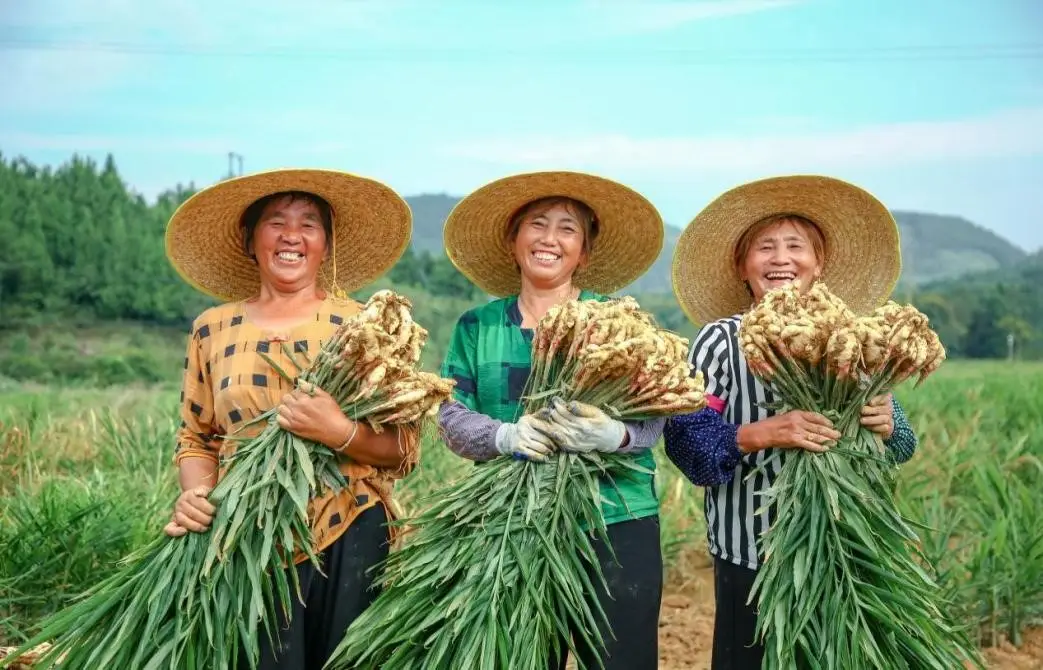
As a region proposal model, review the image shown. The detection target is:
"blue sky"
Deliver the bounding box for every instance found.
[2,0,1042,250]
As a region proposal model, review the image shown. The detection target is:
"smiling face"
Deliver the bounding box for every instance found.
[507,197,598,291]
[244,193,331,294]
[737,215,825,302]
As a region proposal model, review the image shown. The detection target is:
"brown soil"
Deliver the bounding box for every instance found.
[659,562,716,669]
[980,628,1043,670]
[655,563,1043,670]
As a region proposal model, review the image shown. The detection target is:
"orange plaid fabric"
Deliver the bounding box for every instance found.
[174,297,419,562]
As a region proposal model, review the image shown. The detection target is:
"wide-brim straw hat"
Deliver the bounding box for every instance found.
[165,168,412,301]
[443,171,664,297]
[673,175,901,325]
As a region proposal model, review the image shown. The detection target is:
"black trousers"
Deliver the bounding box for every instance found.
[550,515,663,670]
[240,503,390,670]
[711,557,765,670]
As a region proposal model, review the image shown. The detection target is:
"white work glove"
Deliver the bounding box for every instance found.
[530,397,627,454]
[494,415,556,462]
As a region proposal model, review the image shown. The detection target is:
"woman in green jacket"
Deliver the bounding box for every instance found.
[437,171,668,670]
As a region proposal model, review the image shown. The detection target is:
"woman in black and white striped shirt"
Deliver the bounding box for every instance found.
[664,175,918,670]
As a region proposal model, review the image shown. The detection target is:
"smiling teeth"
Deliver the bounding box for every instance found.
[766,273,795,280]
[533,252,559,261]
[277,252,303,261]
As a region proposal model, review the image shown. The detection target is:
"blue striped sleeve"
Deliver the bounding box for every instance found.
[619,417,667,453]
[438,400,502,462]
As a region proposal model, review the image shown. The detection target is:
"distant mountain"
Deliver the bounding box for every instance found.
[404,194,460,252]
[403,195,1027,293]
[891,212,1026,286]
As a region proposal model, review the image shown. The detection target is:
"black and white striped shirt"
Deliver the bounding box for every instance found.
[691,316,783,570]
[666,315,919,571]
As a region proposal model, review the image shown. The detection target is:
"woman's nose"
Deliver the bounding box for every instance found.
[279,226,302,242]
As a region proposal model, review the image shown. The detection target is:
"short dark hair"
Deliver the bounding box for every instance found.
[733,213,825,274]
[240,191,334,258]
[504,196,600,258]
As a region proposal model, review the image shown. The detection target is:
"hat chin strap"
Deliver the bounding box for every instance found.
[328,213,348,300]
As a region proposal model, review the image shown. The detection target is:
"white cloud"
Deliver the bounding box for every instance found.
[1,0,400,111]
[443,106,1043,175]
[244,1,406,40]
[2,50,132,111]
[582,0,801,34]
[4,0,393,46]
[3,0,209,38]
[2,0,213,111]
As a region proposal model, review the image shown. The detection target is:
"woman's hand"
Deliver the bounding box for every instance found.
[276,382,355,449]
[737,410,841,454]
[860,393,894,439]
[164,486,216,537]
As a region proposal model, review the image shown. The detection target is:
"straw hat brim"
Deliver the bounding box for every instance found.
[443,171,664,297]
[672,175,901,325]
[165,168,412,301]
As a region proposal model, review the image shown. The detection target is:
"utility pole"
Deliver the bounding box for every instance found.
[227,152,244,178]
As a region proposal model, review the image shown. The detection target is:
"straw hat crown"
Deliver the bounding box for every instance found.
[165,168,412,302]
[672,175,901,325]
[443,171,664,297]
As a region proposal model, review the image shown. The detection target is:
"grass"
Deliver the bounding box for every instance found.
[0,324,186,387]
[895,361,1043,649]
[0,360,1041,658]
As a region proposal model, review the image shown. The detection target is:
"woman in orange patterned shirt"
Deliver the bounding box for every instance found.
[162,168,417,669]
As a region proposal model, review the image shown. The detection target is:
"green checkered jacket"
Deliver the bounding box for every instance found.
[440,291,661,526]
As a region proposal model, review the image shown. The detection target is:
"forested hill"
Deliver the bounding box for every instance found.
[0,154,208,325]
[0,152,1038,366]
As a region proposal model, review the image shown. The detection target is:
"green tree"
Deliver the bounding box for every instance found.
[427,253,481,299]
[997,315,1034,359]
[912,291,964,358]
[963,298,1007,359]
[388,246,425,286]
[0,203,54,314]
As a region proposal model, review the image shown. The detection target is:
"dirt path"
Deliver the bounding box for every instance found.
[657,564,1043,669]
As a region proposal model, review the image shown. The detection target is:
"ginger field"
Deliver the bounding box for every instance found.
[1,360,1041,668]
